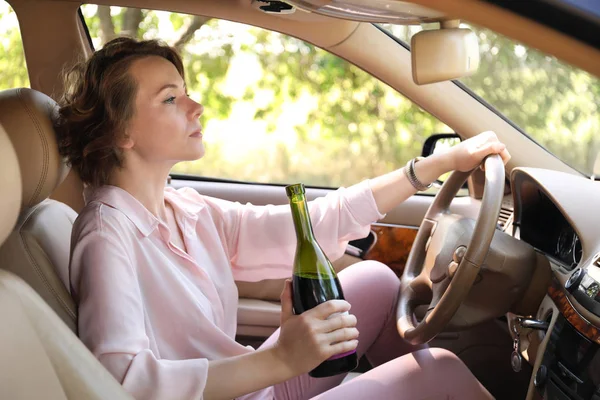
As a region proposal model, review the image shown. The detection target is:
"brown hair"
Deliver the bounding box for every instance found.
[55,37,185,187]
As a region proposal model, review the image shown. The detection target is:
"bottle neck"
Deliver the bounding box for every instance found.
[289,194,315,244]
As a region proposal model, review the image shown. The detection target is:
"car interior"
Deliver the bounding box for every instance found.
[0,0,599,399]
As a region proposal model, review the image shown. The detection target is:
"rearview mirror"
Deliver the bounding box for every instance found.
[411,21,480,85]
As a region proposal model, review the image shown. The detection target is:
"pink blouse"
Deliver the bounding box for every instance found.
[69,181,383,400]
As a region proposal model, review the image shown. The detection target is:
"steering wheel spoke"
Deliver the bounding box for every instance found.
[428,278,451,311]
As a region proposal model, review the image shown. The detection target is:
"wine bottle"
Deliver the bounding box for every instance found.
[285,183,358,378]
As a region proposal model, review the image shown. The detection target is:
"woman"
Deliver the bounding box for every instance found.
[56,37,509,400]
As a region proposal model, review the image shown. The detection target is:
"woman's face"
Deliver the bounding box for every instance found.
[122,55,204,165]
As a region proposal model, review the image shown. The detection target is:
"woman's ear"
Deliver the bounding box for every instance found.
[118,132,135,150]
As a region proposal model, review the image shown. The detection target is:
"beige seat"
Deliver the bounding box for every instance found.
[0,270,133,399]
[0,88,78,332]
[0,121,132,399]
[0,118,22,249]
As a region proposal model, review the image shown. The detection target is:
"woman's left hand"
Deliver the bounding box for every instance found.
[447,131,511,172]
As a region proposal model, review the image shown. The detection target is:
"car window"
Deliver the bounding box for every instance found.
[379,23,600,177]
[0,1,30,89]
[81,6,458,192]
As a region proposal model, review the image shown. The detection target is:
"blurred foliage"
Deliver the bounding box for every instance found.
[462,28,600,176]
[2,3,598,187]
[0,5,30,89]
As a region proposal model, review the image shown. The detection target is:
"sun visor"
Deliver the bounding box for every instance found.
[411,23,480,85]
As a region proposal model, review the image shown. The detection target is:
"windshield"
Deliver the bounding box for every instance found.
[378,23,600,177]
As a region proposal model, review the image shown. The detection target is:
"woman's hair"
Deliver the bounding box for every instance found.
[54,37,185,187]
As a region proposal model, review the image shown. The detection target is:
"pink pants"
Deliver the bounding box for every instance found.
[260,261,493,400]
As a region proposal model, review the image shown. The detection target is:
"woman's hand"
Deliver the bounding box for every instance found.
[272,279,359,376]
[447,131,511,172]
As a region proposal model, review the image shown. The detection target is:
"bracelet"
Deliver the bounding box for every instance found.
[403,157,433,191]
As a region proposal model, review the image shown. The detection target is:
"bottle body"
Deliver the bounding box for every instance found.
[286,183,358,378]
[291,274,358,377]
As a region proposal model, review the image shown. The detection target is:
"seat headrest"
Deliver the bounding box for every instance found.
[0,124,22,244]
[0,88,70,210]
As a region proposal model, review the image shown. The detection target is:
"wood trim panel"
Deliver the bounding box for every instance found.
[548,278,600,345]
[365,225,417,276]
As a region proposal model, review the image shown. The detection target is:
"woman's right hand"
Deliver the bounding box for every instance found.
[272,279,359,376]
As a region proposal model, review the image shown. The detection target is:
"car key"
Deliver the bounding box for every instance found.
[511,327,522,372]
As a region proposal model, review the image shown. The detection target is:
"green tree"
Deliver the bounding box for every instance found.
[230,29,448,185]
[461,27,600,175]
[0,4,29,89]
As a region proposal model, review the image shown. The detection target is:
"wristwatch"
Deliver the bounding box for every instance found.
[403,157,433,191]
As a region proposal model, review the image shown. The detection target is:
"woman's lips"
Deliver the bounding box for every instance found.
[189,130,202,138]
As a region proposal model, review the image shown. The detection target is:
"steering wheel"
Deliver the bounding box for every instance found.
[396,154,505,345]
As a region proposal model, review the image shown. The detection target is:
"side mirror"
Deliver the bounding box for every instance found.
[422,133,461,158]
[411,21,480,85]
[422,133,463,187]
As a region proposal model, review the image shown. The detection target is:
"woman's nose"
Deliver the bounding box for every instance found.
[190,98,204,120]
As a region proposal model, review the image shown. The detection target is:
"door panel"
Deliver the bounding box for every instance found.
[169,178,481,225]
[170,178,482,339]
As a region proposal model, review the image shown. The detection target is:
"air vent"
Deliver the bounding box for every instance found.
[497,205,514,231]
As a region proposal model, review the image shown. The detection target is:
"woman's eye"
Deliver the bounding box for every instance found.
[164,96,176,104]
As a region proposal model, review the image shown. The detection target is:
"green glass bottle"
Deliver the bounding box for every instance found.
[285,183,358,378]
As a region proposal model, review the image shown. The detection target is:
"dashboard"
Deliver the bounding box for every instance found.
[511,168,600,400]
[518,182,583,270]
